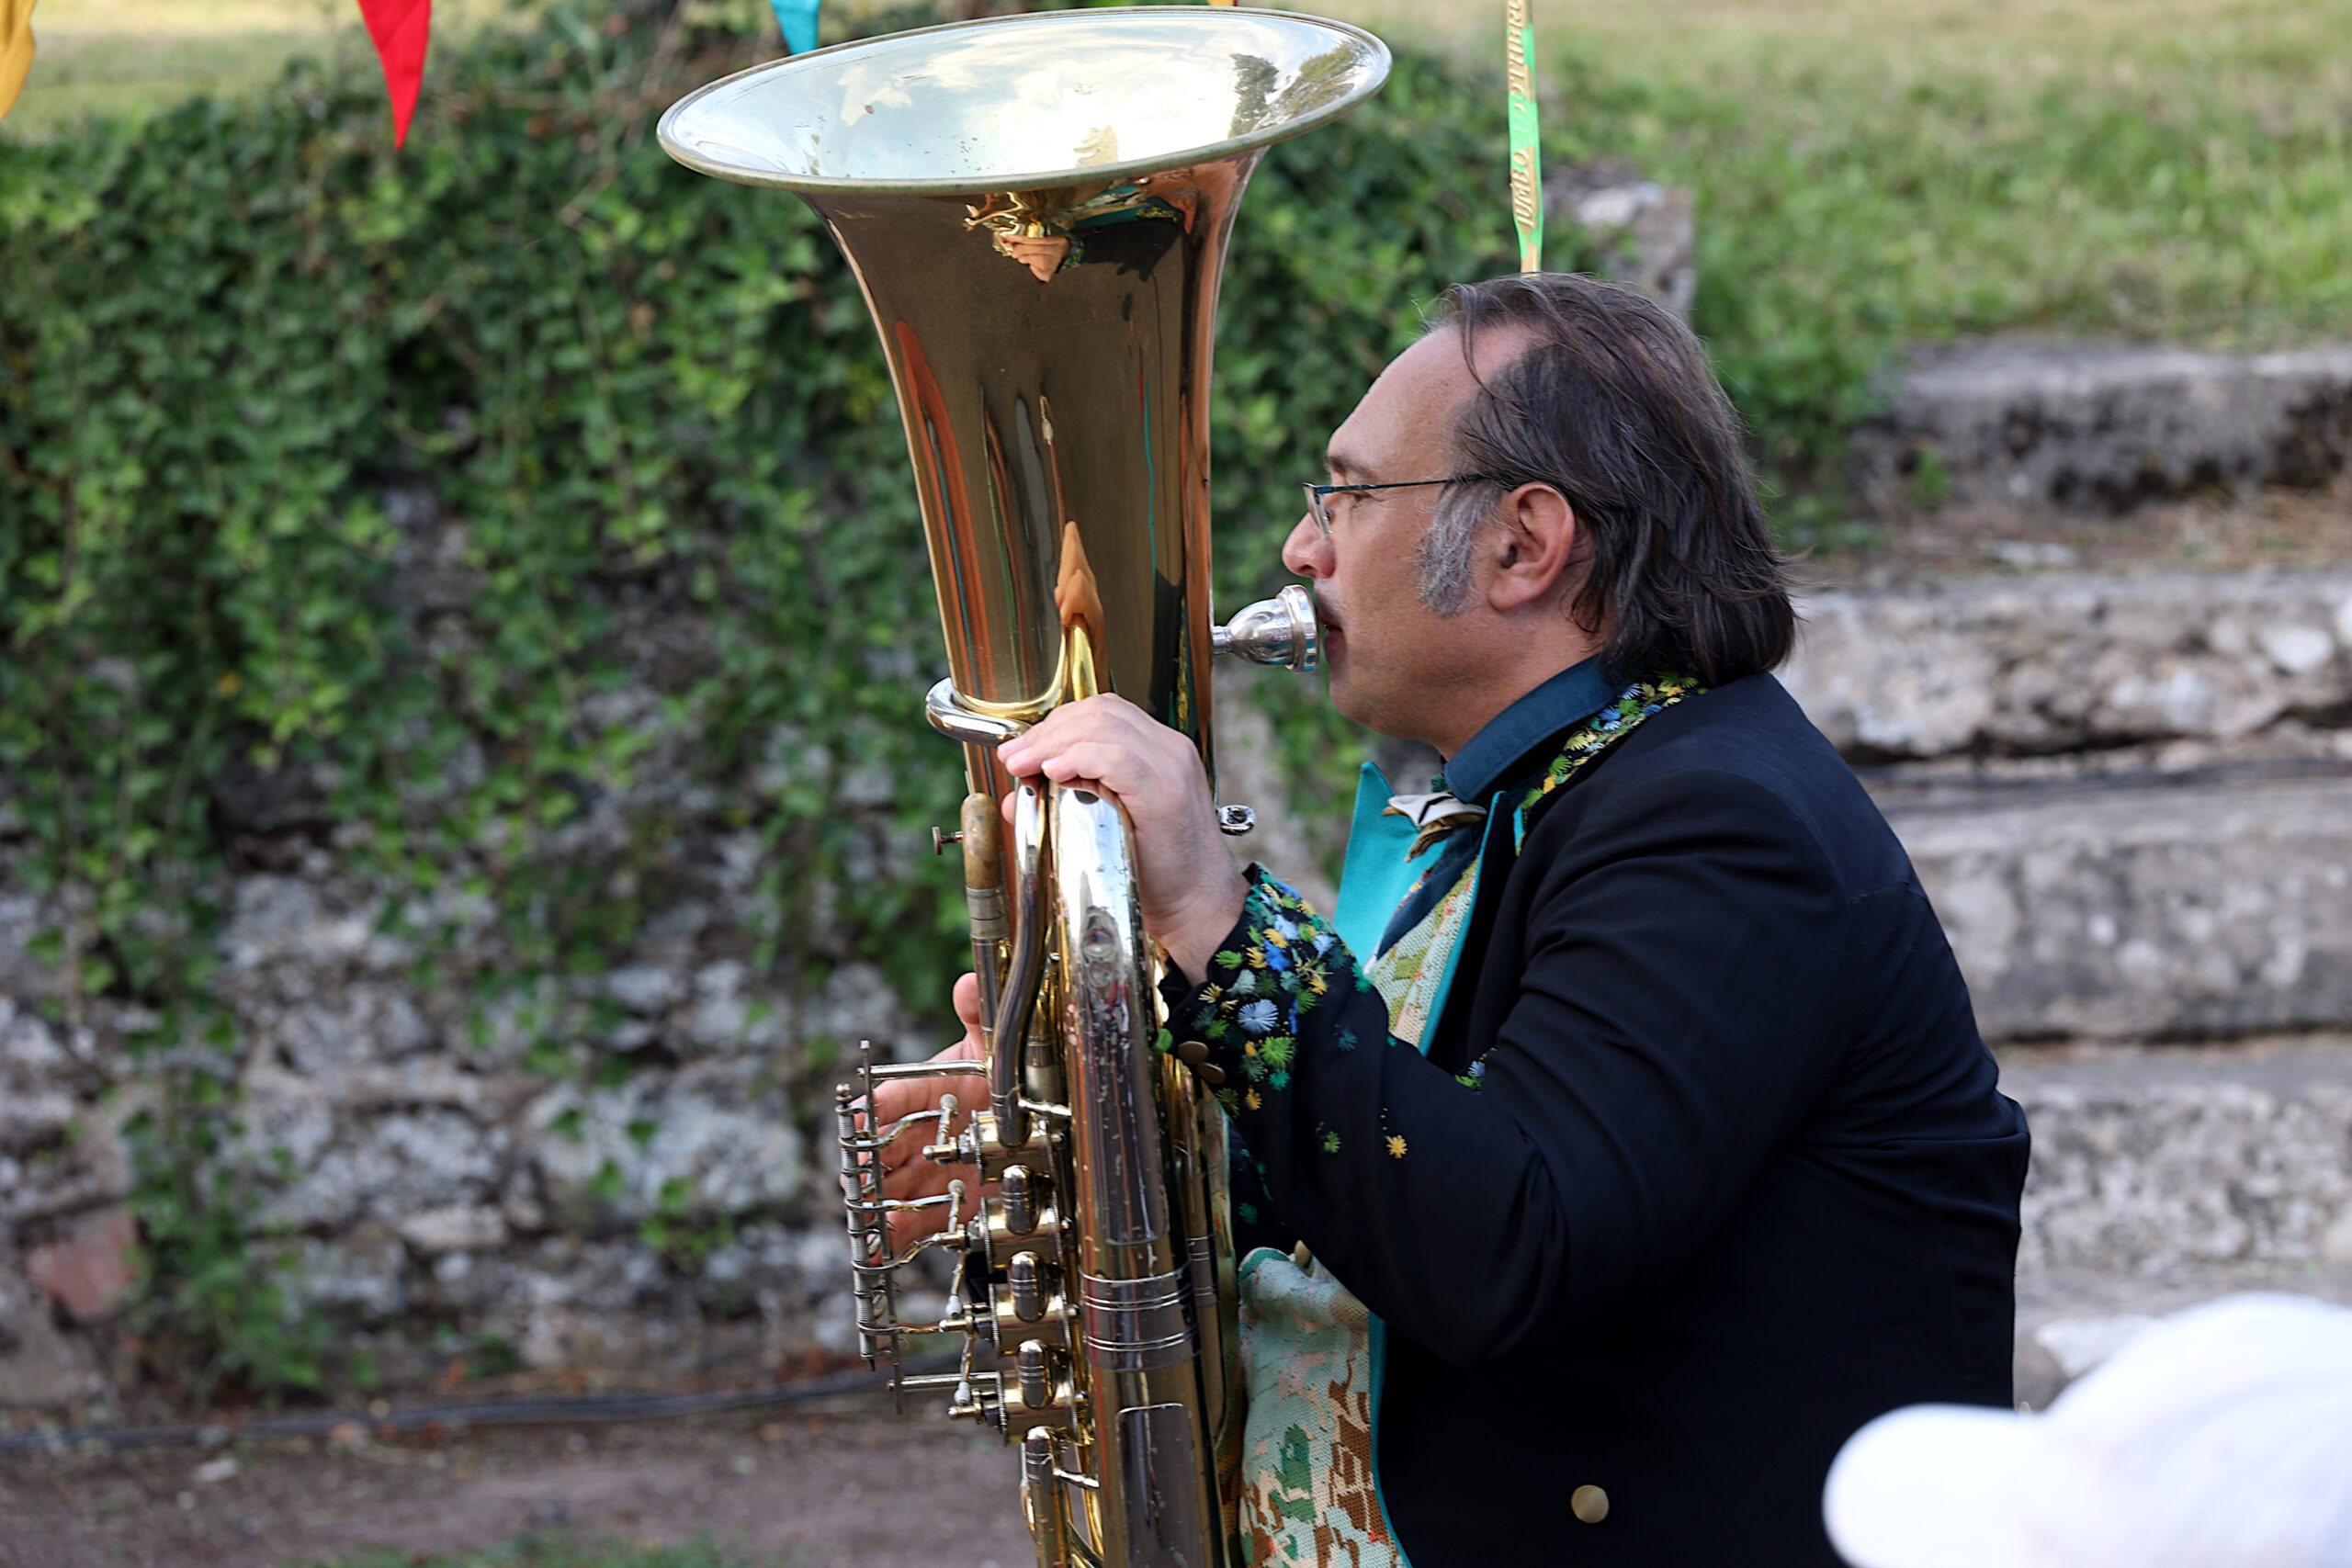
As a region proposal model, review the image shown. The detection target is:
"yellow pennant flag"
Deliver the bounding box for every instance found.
[0,0,35,123]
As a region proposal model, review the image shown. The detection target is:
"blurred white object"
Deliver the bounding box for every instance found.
[1824,1293,2352,1568]
[2031,1312,2159,1381]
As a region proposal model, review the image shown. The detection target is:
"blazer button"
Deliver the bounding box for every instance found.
[1571,1484,1609,1525]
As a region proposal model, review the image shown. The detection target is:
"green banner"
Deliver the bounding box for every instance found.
[1505,0,1542,273]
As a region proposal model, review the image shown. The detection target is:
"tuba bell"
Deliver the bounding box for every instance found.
[660,12,1388,1563]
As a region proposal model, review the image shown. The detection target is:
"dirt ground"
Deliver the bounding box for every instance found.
[0,1397,1033,1568]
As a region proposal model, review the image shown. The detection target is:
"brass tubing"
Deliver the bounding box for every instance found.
[961,791,1008,1054]
[1050,783,1224,1566]
[1022,1427,1071,1568]
[960,793,1005,890]
[1166,1059,1236,1444]
[989,780,1049,1148]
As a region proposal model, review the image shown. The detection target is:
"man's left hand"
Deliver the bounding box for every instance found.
[995,694,1248,981]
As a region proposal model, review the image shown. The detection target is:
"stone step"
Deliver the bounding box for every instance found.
[2006,1038,2352,1280]
[1849,342,2352,513]
[1880,761,2352,1042]
[2006,1039,2352,1401]
[1792,567,2352,1041]
[1781,568,2352,763]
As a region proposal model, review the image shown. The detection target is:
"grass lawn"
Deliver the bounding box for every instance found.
[11,0,2346,491]
[8,0,518,131]
[1319,0,2352,480]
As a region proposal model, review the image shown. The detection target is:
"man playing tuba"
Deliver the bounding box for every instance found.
[877,271,2029,1567]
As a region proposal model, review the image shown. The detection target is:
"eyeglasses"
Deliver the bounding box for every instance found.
[1298,476,1510,540]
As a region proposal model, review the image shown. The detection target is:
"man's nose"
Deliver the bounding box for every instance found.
[1280,512,1329,578]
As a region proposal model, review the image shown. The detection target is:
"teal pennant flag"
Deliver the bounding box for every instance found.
[771,0,819,55]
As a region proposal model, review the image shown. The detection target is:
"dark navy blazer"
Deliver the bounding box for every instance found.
[1173,671,2030,1566]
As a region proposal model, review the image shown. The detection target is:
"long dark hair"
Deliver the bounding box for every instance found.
[1422,274,1794,685]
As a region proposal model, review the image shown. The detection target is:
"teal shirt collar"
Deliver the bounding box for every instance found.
[1439,656,1616,802]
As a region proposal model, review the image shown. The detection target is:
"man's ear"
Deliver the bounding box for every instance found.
[1483,483,1579,613]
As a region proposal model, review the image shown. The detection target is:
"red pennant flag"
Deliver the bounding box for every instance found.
[356,0,431,148]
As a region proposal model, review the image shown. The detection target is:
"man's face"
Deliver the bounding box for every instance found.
[1282,326,1523,750]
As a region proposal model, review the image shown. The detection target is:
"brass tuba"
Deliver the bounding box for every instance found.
[660,12,1388,1563]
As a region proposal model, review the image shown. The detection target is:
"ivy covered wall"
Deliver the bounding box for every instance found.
[0,5,1595,1403]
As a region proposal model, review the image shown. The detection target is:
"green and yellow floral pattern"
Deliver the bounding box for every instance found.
[1184,671,1703,1118]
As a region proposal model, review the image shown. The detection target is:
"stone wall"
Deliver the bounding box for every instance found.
[6,559,2351,1412]
[0,819,920,1404]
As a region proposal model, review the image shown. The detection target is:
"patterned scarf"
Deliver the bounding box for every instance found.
[1363,671,1702,1057]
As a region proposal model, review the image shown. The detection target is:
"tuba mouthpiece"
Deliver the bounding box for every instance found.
[1213,585,1319,672]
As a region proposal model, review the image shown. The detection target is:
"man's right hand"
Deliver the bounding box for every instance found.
[865,971,992,1252]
